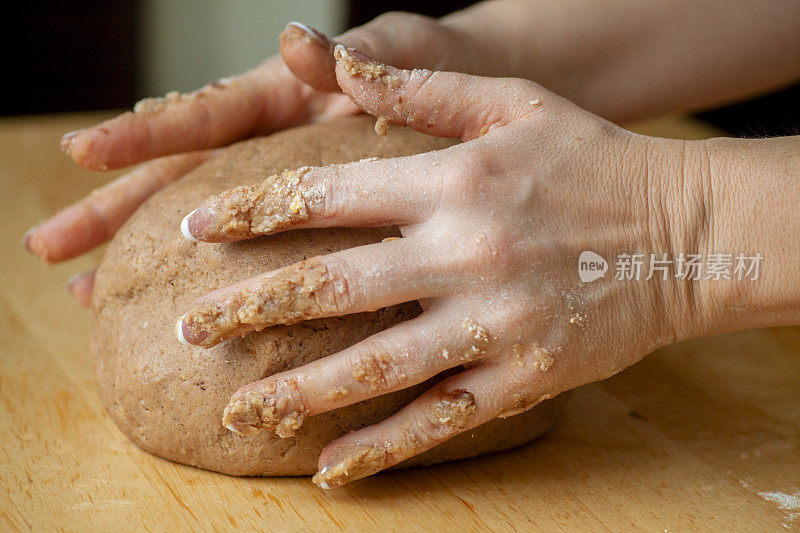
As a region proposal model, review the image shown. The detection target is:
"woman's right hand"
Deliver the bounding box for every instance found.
[23,12,486,306]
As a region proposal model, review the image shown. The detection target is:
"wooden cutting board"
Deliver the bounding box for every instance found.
[2,112,798,531]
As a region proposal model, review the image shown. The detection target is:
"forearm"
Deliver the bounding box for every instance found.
[672,134,800,339]
[443,0,800,123]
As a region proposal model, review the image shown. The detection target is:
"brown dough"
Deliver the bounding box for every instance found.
[90,116,564,476]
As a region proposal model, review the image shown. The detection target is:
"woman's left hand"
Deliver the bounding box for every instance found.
[176,47,710,488]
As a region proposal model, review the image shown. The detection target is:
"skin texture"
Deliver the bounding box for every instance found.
[23,3,800,487]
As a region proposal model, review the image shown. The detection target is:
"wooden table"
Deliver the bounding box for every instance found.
[1,112,798,531]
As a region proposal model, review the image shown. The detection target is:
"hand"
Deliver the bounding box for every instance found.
[23,13,483,305]
[176,47,707,488]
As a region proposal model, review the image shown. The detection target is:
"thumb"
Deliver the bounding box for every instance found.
[332,45,548,141]
[279,13,474,93]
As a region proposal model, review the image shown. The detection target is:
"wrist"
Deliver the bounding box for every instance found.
[700,136,800,333]
[662,135,800,340]
[627,136,711,345]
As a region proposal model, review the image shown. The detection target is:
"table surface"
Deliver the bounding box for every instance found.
[1,112,799,532]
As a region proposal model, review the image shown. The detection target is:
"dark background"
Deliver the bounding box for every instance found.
[2,0,798,137]
[2,1,140,116]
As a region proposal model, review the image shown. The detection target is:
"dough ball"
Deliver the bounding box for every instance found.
[91,116,563,476]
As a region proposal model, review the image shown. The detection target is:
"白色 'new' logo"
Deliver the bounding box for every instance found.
[578,251,608,282]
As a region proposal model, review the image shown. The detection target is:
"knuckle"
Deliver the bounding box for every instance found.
[471,78,546,135]
[442,148,497,194]
[461,225,519,277]
[409,409,452,446]
[502,78,539,101]
[350,347,402,390]
[473,102,511,134]
[497,78,545,120]
[318,256,355,313]
[500,390,552,419]
[275,377,311,417]
[313,167,340,222]
[401,70,437,119]
[498,369,558,418]
[514,347,559,389]
[494,297,544,338]
[408,388,477,445]
[538,368,559,394]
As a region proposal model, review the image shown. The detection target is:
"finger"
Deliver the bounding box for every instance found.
[221,307,495,437]
[176,236,447,348]
[312,344,560,488]
[279,22,339,93]
[23,151,213,263]
[280,15,473,93]
[66,269,96,307]
[333,45,547,141]
[181,154,443,243]
[61,57,324,170]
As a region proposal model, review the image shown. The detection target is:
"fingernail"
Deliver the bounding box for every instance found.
[333,45,387,82]
[312,445,388,488]
[222,397,263,436]
[333,44,375,63]
[22,225,54,263]
[66,272,93,306]
[175,315,208,346]
[60,129,83,154]
[317,465,331,489]
[346,47,375,63]
[181,209,198,242]
[312,469,336,489]
[283,21,328,45]
[175,319,190,345]
[177,316,210,346]
[22,226,36,253]
[223,382,307,438]
[66,272,83,293]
